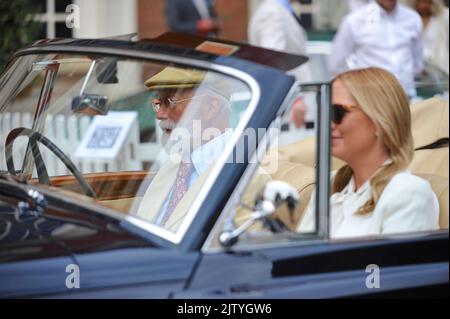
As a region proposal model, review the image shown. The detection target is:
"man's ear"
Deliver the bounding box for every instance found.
[202,96,221,120]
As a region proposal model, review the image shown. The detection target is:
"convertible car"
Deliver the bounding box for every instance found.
[0,32,448,298]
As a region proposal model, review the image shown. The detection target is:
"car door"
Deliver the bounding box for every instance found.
[182,82,449,298]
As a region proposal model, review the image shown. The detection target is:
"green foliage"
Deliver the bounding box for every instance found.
[0,0,43,71]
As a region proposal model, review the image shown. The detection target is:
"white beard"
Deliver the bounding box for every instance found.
[159,119,176,147]
[159,119,193,161]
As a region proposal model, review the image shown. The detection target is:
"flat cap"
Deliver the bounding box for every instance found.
[145,67,231,100]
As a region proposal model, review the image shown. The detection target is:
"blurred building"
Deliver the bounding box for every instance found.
[27,0,450,42]
[31,0,352,42]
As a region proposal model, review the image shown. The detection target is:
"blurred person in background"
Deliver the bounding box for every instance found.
[406,0,449,75]
[331,0,424,98]
[248,0,312,83]
[166,0,219,37]
[312,0,349,31]
[348,0,371,11]
[312,0,369,31]
[248,0,312,129]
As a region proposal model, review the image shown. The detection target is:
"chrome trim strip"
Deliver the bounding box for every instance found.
[206,236,326,254]
[79,60,96,95]
[203,230,449,254]
[125,215,181,243]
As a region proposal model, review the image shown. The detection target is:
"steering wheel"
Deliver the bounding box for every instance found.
[5,127,96,198]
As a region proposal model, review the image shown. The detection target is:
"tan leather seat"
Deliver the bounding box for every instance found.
[274,136,345,170]
[409,98,449,179]
[409,98,449,229]
[410,97,448,151]
[410,148,449,178]
[235,158,316,231]
[416,174,449,229]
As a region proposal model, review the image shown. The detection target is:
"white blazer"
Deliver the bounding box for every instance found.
[298,171,440,238]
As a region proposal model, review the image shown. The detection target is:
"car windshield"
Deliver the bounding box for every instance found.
[0,53,253,240]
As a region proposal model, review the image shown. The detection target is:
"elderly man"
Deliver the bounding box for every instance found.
[331,0,424,97]
[134,67,231,231]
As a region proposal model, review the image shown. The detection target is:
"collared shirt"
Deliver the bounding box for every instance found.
[330,1,424,97]
[297,169,439,238]
[277,0,294,13]
[154,130,232,225]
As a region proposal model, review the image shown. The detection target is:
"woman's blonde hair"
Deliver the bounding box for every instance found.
[332,67,414,214]
[404,0,446,17]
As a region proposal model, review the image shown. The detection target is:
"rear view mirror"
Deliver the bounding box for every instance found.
[96,58,118,84]
[72,94,108,115]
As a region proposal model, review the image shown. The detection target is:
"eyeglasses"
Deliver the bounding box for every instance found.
[151,94,208,113]
[331,103,358,124]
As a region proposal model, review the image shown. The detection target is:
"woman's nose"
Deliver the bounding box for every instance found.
[331,120,337,129]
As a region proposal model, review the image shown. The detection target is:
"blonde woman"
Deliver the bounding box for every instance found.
[406,0,449,75]
[298,68,439,238]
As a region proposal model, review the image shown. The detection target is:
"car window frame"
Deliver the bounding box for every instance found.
[202,82,333,253]
[5,45,262,246]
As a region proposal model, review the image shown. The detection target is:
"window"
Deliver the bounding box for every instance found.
[0,53,254,242]
[204,83,331,251]
[35,0,73,39]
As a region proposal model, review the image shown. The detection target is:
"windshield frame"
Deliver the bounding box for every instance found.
[1,44,262,246]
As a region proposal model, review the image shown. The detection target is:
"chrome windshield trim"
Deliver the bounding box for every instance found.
[15,45,263,245]
[201,229,449,254]
[317,83,331,239]
[124,215,182,243]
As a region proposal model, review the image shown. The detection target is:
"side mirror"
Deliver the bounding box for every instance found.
[219,180,299,247]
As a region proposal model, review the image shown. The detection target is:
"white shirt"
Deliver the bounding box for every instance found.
[297,170,439,238]
[330,2,424,97]
[155,130,232,224]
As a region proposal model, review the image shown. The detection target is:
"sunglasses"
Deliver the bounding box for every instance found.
[331,103,358,124]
